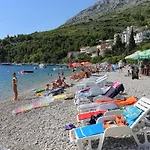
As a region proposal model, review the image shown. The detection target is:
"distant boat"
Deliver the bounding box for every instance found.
[1,63,12,65]
[39,64,46,68]
[18,70,34,74]
[15,63,23,66]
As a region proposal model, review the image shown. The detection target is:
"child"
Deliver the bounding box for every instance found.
[45,84,50,91]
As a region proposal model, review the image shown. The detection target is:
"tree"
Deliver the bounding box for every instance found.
[128,28,136,52]
[112,35,125,56]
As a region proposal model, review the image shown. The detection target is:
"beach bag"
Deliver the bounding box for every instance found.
[104,83,124,98]
[89,113,103,125]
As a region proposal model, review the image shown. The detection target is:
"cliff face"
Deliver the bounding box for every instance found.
[65,0,150,25]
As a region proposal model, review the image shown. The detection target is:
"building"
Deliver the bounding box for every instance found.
[80,46,97,54]
[97,40,113,57]
[134,30,150,44]
[121,26,136,44]
[114,26,149,45]
[67,51,80,58]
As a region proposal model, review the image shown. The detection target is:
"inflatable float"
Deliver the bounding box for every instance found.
[12,94,54,114]
[34,88,45,93]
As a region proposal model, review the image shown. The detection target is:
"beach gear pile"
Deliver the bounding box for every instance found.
[69,74,150,150]
[12,87,67,114]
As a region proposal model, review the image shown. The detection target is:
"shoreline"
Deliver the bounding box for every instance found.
[1,69,72,103]
[0,68,150,149]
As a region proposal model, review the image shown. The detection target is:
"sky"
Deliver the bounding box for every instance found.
[0,0,99,39]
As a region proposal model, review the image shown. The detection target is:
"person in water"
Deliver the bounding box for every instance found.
[12,72,18,101]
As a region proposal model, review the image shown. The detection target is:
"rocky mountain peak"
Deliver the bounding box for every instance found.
[65,0,149,25]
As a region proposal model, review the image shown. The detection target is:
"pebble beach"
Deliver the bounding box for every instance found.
[0,67,150,150]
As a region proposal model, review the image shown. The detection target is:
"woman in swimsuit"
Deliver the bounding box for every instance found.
[12,72,18,101]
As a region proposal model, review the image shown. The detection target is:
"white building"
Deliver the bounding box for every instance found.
[121,26,136,44]
[134,31,150,44]
[80,46,97,54]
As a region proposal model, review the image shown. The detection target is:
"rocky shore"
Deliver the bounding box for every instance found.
[0,67,150,150]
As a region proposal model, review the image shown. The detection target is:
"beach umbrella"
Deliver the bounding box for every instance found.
[138,49,150,60]
[72,62,82,67]
[81,61,92,66]
[125,51,140,60]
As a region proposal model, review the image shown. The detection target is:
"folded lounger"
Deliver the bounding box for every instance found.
[70,97,150,150]
[75,82,125,106]
[77,96,137,124]
[77,96,137,113]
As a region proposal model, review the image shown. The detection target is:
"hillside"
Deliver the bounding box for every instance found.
[65,0,150,25]
[0,0,150,63]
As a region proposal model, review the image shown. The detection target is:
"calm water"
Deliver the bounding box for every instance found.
[0,65,71,101]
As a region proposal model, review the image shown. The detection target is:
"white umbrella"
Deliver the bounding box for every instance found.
[125,51,141,60]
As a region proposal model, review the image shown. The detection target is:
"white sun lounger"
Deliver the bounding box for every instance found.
[76,75,108,91]
[70,97,150,150]
[77,96,112,113]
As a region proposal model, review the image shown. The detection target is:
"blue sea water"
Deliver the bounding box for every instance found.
[0,65,71,102]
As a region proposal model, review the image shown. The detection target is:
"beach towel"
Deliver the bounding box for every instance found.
[122,106,143,126]
[95,96,137,107]
[78,110,106,121]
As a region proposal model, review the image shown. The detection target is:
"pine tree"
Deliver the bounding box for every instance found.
[128,28,136,52]
[113,35,125,56]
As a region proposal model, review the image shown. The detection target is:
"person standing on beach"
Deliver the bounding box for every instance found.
[12,72,18,101]
[118,60,123,73]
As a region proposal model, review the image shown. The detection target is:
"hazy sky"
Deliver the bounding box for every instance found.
[0,0,99,38]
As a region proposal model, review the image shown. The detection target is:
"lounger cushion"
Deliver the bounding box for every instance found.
[78,110,106,120]
[75,123,104,139]
[78,103,99,110]
[79,87,105,97]
[122,106,143,126]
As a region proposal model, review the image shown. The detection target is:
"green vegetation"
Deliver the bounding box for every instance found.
[0,4,150,63]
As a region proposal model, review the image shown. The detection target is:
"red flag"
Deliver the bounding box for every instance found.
[69,59,73,68]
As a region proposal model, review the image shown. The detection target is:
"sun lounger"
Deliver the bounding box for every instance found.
[76,75,108,91]
[77,96,137,124]
[77,102,120,124]
[75,82,124,106]
[70,97,150,150]
[77,96,137,113]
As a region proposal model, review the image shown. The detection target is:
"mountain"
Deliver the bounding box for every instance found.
[0,0,150,63]
[65,0,150,25]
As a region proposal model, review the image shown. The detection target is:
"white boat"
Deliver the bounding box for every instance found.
[39,64,46,68]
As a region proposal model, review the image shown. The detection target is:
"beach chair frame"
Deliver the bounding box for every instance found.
[76,75,108,91]
[70,97,150,150]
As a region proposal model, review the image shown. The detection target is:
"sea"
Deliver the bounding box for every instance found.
[0,64,72,102]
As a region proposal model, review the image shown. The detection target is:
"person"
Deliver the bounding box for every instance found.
[70,69,78,80]
[118,60,123,73]
[55,76,63,87]
[45,84,50,91]
[76,68,86,81]
[138,61,143,78]
[61,77,70,88]
[131,65,139,79]
[61,70,64,76]
[51,82,59,90]
[84,68,91,78]
[127,65,132,76]
[12,72,18,101]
